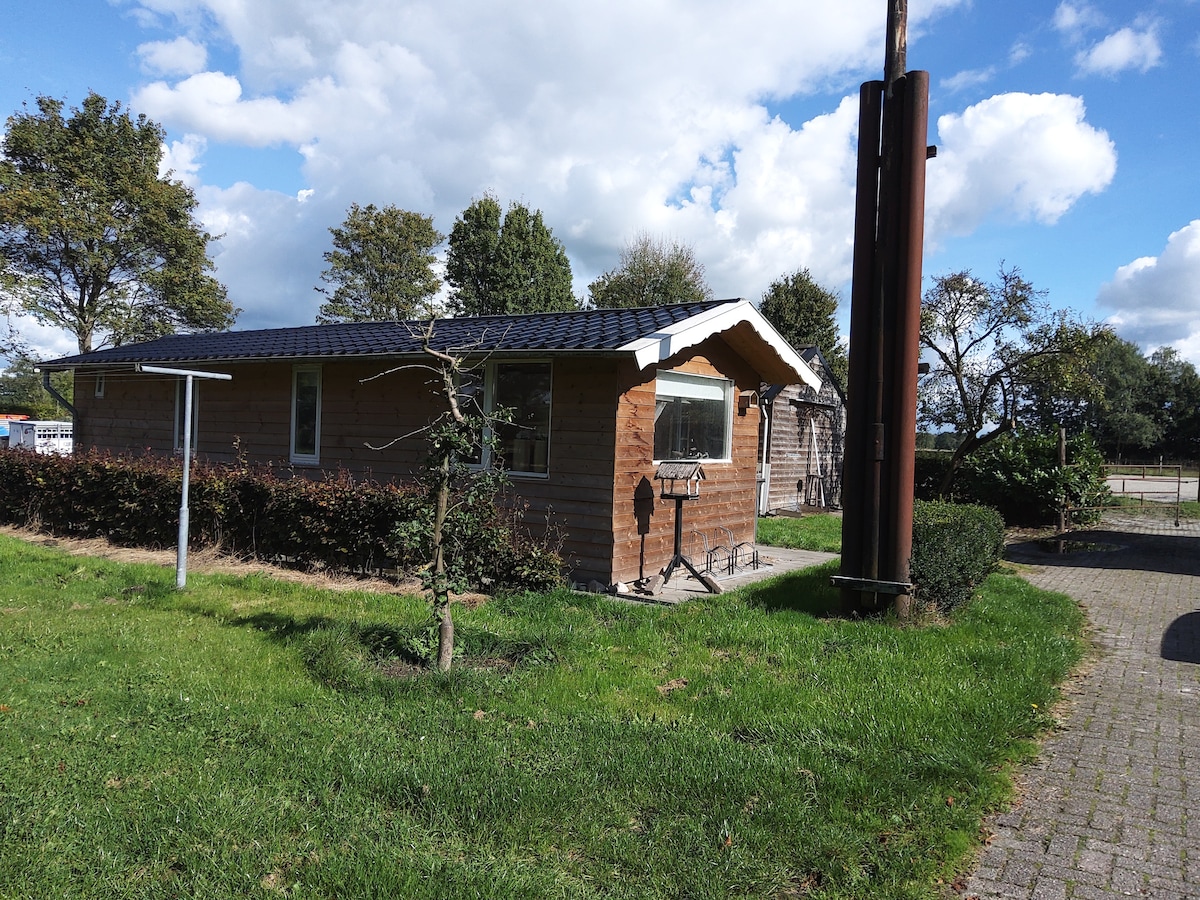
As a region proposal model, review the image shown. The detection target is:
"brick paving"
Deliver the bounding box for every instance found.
[964,515,1200,900]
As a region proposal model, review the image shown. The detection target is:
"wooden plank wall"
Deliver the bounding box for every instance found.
[610,337,762,586]
[762,382,846,511]
[71,357,622,584]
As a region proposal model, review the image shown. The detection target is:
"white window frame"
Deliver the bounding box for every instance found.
[653,370,733,463]
[465,360,553,478]
[290,365,322,465]
[173,380,199,454]
[94,374,105,398]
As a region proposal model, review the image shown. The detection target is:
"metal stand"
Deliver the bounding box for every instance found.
[661,495,713,587]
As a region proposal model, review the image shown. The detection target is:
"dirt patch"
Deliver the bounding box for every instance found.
[0,524,489,606]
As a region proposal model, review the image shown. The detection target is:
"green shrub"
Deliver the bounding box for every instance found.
[914,431,1109,527]
[0,450,562,591]
[961,430,1109,526]
[910,500,1005,613]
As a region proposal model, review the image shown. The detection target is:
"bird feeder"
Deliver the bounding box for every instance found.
[653,461,719,593]
[655,461,705,500]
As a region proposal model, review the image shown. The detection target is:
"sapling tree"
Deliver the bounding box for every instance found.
[369,323,509,671]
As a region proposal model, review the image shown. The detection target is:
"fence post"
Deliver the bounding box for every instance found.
[1057,425,1067,534]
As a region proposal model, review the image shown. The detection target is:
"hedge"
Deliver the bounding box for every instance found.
[910,499,1005,613]
[0,449,562,591]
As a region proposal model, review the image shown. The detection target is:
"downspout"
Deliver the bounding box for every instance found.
[40,369,79,419]
[758,395,771,520]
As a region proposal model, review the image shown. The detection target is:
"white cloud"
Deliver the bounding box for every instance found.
[116,0,992,327]
[158,133,206,187]
[925,92,1116,240]
[940,67,997,94]
[1098,220,1200,361]
[137,36,208,76]
[1075,24,1163,77]
[1053,2,1105,40]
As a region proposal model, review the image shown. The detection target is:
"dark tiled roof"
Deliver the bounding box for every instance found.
[41,300,739,368]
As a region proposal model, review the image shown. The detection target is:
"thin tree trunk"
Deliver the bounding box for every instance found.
[432,453,453,672]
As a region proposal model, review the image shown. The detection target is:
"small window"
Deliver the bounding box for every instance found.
[654,371,732,461]
[458,362,552,476]
[173,380,200,453]
[94,374,105,398]
[492,362,552,475]
[291,366,322,464]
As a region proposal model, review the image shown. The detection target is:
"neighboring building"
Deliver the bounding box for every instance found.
[41,299,820,588]
[757,346,846,514]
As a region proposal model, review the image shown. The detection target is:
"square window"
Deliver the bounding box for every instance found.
[654,371,732,461]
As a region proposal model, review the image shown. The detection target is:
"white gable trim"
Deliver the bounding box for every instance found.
[618,299,822,390]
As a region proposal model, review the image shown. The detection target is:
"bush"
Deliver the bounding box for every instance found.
[0,449,562,591]
[910,500,1005,613]
[960,430,1108,526]
[914,431,1110,527]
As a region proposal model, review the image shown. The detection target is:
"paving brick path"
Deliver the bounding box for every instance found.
[964,515,1200,900]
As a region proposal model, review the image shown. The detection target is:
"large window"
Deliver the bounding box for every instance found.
[458,361,552,476]
[654,370,732,461]
[291,366,322,464]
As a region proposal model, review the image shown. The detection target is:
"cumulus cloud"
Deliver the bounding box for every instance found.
[108,0,1126,331]
[1074,24,1163,76]
[1098,220,1200,360]
[925,92,1116,240]
[137,36,208,76]
[158,133,206,187]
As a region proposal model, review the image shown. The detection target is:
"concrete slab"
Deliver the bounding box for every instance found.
[618,544,839,604]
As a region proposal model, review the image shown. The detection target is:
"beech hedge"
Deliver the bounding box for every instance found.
[0,449,562,591]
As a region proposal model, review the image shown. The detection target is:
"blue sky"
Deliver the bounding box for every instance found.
[1,0,1197,364]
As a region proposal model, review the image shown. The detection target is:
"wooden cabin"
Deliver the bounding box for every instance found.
[41,300,820,589]
[758,347,846,513]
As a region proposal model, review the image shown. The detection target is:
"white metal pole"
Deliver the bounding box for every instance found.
[135,364,232,590]
[177,374,194,588]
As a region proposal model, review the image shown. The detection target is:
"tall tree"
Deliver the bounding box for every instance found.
[587,232,713,309]
[0,92,236,353]
[316,203,443,323]
[919,265,1102,495]
[0,352,72,418]
[758,268,847,391]
[1145,347,1200,460]
[445,194,577,316]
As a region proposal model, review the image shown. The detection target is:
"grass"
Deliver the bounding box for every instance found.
[756,513,843,553]
[0,534,1085,899]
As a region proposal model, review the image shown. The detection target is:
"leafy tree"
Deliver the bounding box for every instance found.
[0,92,236,353]
[315,203,443,323]
[758,268,847,391]
[445,194,577,316]
[587,232,713,309]
[918,265,1102,495]
[0,352,72,418]
[1145,347,1200,460]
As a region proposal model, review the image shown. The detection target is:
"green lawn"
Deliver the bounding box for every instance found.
[756,513,843,553]
[0,533,1084,899]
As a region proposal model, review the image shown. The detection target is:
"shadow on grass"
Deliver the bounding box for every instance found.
[738,560,842,617]
[230,609,556,682]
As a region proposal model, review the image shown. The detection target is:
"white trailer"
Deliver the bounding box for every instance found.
[10,420,74,455]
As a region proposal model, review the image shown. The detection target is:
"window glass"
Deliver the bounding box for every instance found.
[291,367,321,463]
[493,363,552,475]
[654,371,731,461]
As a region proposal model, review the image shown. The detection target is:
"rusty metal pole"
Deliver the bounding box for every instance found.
[836,0,929,615]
